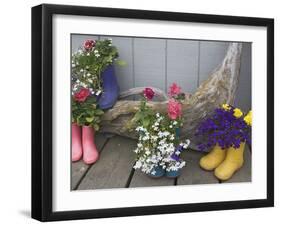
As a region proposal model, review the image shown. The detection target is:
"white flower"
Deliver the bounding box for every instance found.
[96,90,102,96]
[156,113,160,118]
[134,161,142,169]
[80,69,84,72]
[95,54,100,57]
[145,150,151,155]
[137,143,143,148]
[86,52,90,56]
[94,50,99,54]
[173,121,178,125]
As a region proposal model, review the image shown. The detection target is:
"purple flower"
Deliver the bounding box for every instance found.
[196,106,251,151]
[171,145,184,161]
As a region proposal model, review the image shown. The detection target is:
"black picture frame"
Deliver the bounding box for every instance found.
[31,4,274,222]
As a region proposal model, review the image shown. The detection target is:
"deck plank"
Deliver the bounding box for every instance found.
[129,170,175,188]
[177,150,219,185]
[77,136,137,190]
[71,133,108,190]
[222,145,251,183]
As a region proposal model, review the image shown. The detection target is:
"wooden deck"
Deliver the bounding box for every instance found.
[72,134,251,190]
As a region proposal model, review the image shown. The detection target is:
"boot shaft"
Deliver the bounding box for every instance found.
[82,126,95,140]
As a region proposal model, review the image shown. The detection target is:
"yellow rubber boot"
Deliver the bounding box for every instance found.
[214,142,245,181]
[199,145,226,171]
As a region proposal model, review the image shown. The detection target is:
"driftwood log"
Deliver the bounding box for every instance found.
[100,43,242,146]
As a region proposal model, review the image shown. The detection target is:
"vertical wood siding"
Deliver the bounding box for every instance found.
[72,35,251,111]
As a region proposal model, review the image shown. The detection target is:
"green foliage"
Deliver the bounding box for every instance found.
[72,96,104,130]
[72,39,120,92]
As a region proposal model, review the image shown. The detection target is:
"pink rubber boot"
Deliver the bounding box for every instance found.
[72,123,83,162]
[82,126,99,164]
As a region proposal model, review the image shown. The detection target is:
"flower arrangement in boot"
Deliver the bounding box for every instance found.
[195,104,252,180]
[131,84,190,178]
[71,39,124,164]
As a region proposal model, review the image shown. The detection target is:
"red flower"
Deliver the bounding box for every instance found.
[168,83,181,97]
[167,99,182,120]
[83,39,96,51]
[74,88,90,102]
[143,88,155,100]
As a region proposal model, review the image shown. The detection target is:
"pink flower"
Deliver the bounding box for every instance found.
[167,99,182,120]
[143,88,155,100]
[74,88,90,102]
[83,39,96,51]
[168,83,181,97]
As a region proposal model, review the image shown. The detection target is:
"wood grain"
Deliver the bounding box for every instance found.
[77,136,137,190]
[129,170,175,188]
[177,149,219,185]
[71,133,108,190]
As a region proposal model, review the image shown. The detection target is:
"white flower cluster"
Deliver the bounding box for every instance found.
[133,113,190,175]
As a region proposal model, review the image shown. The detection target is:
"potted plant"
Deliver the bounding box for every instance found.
[195,104,252,180]
[71,38,124,164]
[131,84,190,178]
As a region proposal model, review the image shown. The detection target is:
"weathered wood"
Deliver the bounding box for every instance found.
[99,43,243,146]
[177,149,219,185]
[77,136,137,190]
[222,145,251,183]
[129,170,175,188]
[71,133,108,190]
[119,87,168,101]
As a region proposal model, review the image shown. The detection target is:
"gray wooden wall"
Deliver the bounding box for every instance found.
[72,35,251,111]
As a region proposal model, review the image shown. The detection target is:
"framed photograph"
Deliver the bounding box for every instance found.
[32,4,274,221]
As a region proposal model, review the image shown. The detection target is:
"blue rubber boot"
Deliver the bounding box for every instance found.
[148,165,165,178]
[165,169,181,178]
[98,65,120,110]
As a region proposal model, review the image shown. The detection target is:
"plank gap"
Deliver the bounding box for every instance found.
[73,137,110,190]
[174,177,178,186]
[125,166,136,188]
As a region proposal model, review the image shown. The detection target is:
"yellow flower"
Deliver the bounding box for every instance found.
[222,104,231,111]
[244,110,252,126]
[233,108,243,118]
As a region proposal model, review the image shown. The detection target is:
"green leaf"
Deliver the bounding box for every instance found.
[85,117,94,123]
[93,124,99,131]
[115,60,127,67]
[95,109,104,116]
[143,118,150,128]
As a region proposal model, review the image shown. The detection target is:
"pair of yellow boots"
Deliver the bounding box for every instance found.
[199,143,245,181]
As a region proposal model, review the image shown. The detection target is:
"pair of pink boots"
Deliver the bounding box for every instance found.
[72,123,99,164]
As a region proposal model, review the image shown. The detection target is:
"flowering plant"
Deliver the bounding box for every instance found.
[71,39,124,129]
[72,39,124,95]
[195,104,252,151]
[132,84,190,175]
